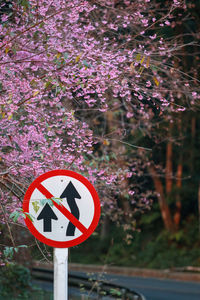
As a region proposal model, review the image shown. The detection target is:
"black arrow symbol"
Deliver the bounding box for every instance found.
[37,203,58,232]
[60,181,81,236]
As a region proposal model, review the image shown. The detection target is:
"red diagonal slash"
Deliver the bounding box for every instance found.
[37,183,87,234]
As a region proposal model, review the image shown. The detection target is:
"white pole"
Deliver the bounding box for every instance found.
[54,248,68,300]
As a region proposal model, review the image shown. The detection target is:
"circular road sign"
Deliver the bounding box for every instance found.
[23,170,101,248]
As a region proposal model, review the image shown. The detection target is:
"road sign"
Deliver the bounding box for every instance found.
[23,170,101,248]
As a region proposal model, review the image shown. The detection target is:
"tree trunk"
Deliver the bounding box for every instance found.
[198,183,200,233]
[190,116,196,173]
[149,165,174,232]
[100,215,110,241]
[173,118,182,230]
[165,123,173,195]
[174,163,182,229]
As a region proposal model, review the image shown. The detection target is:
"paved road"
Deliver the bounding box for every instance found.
[34,270,200,300]
[70,271,200,300]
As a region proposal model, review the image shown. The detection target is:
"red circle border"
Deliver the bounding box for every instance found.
[23,170,101,248]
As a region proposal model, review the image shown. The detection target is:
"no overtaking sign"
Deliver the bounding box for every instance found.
[23,170,101,248]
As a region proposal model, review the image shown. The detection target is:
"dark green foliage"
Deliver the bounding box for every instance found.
[0,264,32,299]
[70,217,200,269]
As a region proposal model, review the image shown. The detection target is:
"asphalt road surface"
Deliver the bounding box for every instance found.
[34,270,200,300]
[70,271,200,300]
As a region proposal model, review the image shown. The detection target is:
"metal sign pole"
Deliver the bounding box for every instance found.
[54,248,68,300]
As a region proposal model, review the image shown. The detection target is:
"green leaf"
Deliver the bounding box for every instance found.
[18,245,28,248]
[109,288,122,296]
[100,291,107,295]
[47,199,54,206]
[19,0,29,9]
[44,81,52,89]
[3,247,14,259]
[14,141,22,152]
[140,55,145,64]
[135,53,141,61]
[82,60,92,68]
[3,245,27,259]
[39,22,44,28]
[40,198,47,206]
[9,211,20,222]
[40,198,53,206]
[63,52,69,60]
[52,197,62,205]
[32,201,40,213]
[153,76,160,86]
[24,212,34,222]
[151,65,158,71]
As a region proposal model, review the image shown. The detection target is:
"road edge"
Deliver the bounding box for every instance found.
[69,263,200,283]
[33,261,200,282]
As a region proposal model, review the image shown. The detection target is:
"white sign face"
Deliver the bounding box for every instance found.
[23,170,100,248]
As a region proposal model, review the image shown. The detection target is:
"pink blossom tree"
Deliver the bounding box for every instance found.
[0,0,199,262]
